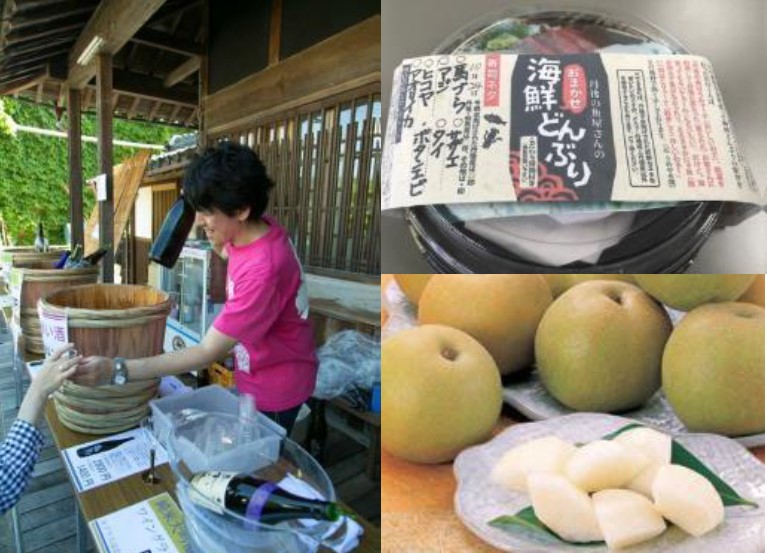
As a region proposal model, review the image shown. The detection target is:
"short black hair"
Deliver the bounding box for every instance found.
[182,141,274,220]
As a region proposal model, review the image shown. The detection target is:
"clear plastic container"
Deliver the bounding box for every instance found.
[168,412,344,553]
[403,0,724,273]
[149,385,286,449]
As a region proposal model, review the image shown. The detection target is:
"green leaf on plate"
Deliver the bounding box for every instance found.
[489,506,603,546]
[489,423,758,542]
[671,440,758,508]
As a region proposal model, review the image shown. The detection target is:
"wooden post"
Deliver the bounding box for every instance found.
[96,53,114,283]
[67,86,84,250]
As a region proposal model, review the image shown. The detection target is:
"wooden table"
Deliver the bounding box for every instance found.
[382,410,765,553]
[44,398,381,553]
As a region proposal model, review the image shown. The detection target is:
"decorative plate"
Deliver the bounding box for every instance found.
[454,413,765,552]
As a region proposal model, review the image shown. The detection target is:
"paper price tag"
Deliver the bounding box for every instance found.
[37,303,68,357]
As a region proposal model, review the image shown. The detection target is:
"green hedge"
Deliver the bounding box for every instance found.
[0,98,179,245]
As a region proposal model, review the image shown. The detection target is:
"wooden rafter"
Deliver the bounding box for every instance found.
[163,55,199,87]
[0,62,46,80]
[184,106,197,126]
[113,69,196,106]
[5,20,84,45]
[268,0,281,66]
[148,100,161,119]
[57,81,66,106]
[6,3,95,32]
[126,95,141,119]
[168,103,180,123]
[0,70,47,95]
[67,0,166,89]
[128,27,203,58]
[145,10,183,77]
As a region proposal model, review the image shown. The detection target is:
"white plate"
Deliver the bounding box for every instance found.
[454,413,765,553]
[502,372,765,448]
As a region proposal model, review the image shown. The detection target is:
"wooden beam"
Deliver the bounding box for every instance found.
[0,34,73,57]
[67,86,84,249]
[7,3,95,31]
[184,106,197,126]
[268,0,281,66]
[197,0,208,147]
[57,81,66,106]
[205,16,380,135]
[128,27,203,57]
[148,100,162,119]
[67,0,166,89]
[1,48,71,70]
[167,103,180,123]
[113,69,196,105]
[96,53,114,282]
[126,95,141,118]
[0,70,47,95]
[0,63,46,81]
[5,20,84,45]
[162,55,199,87]
[35,81,43,102]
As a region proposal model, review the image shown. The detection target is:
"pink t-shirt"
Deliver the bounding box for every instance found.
[213,216,317,411]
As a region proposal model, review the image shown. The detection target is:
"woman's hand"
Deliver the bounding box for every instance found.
[71,356,114,387]
[29,343,81,397]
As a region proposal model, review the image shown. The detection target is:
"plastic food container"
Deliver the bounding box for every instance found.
[403,1,724,273]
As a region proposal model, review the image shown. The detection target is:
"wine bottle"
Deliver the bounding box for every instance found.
[76,436,134,458]
[149,196,195,268]
[53,250,71,269]
[82,247,108,266]
[64,244,83,268]
[34,221,48,252]
[189,472,343,523]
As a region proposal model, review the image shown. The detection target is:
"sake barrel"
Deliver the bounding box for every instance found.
[40,284,172,434]
[9,260,99,354]
[0,247,65,283]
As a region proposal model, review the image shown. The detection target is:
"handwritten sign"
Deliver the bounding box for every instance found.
[90,493,189,553]
[37,303,68,357]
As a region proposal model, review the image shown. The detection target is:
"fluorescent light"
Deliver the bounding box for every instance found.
[77,36,105,66]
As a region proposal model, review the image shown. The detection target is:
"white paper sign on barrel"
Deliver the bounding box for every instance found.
[38,303,68,357]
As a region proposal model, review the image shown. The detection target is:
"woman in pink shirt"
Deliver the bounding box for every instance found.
[72,143,318,432]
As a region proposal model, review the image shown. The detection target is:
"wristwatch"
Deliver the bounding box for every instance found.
[111,357,128,386]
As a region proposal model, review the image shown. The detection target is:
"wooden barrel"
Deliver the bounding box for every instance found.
[0,247,65,283]
[9,260,100,354]
[40,284,172,434]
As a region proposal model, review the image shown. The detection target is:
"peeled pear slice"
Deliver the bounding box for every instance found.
[593,489,667,549]
[565,440,649,492]
[614,427,673,498]
[527,472,604,543]
[492,436,576,492]
[652,465,724,537]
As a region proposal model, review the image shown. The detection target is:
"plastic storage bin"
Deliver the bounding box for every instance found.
[149,385,286,449]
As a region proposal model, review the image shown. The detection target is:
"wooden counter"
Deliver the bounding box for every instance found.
[382,411,765,553]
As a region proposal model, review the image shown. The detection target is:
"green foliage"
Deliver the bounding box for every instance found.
[0,98,179,245]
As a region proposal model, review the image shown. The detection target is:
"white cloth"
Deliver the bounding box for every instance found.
[278,473,364,553]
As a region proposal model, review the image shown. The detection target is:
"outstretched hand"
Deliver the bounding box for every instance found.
[71,356,114,387]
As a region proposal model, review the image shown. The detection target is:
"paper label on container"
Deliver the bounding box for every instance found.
[37,304,68,357]
[382,53,764,209]
[61,428,169,493]
[90,492,189,553]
